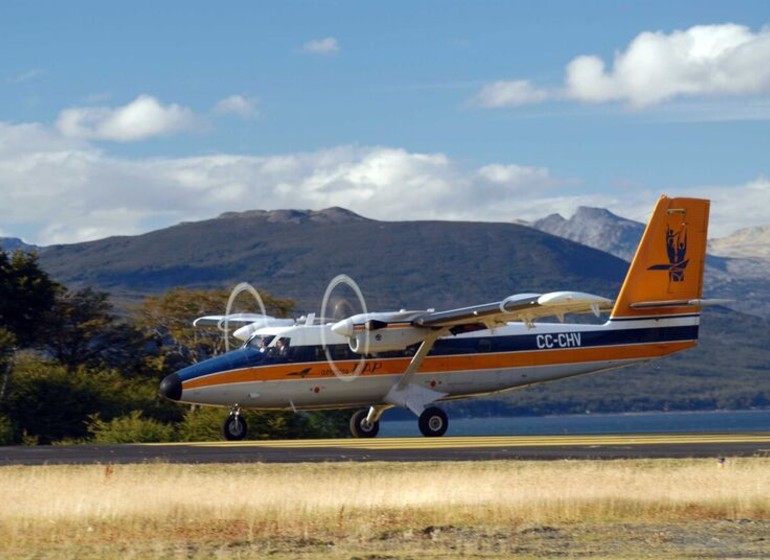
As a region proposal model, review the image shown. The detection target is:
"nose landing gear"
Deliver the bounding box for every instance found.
[349,408,380,438]
[222,405,247,441]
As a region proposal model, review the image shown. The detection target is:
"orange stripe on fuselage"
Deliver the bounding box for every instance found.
[182,340,694,391]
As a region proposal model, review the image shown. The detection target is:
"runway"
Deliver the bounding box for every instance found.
[2,432,770,465]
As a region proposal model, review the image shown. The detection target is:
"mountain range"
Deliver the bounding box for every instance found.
[3,204,769,318]
[28,207,628,314]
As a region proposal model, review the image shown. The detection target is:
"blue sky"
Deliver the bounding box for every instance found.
[2,0,769,244]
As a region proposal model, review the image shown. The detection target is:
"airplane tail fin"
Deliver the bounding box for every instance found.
[610,195,711,320]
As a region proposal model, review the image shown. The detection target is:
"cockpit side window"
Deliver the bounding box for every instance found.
[264,337,292,361]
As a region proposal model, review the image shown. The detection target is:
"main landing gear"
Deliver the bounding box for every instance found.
[222,406,247,441]
[349,406,448,438]
[418,407,448,437]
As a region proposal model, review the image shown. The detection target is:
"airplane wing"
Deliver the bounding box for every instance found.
[193,313,293,328]
[331,290,614,357]
[412,291,614,330]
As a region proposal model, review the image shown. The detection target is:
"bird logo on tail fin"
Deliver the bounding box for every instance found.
[648,224,689,282]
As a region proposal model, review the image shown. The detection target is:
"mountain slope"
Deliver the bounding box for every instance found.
[38,208,628,314]
[709,225,770,259]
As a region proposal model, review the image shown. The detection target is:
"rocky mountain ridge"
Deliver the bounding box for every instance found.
[527,206,770,318]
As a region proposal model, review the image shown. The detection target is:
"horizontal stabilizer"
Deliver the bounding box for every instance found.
[629,298,732,310]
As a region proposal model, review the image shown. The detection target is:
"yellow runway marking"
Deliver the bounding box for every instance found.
[166,433,770,451]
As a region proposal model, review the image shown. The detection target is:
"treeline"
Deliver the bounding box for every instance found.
[0,249,349,445]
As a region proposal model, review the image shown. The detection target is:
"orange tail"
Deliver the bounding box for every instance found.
[610,195,710,319]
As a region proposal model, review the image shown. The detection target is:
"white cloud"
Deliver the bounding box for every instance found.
[302,37,340,55]
[473,24,770,110]
[566,23,770,107]
[0,122,575,244]
[477,164,563,188]
[214,95,259,119]
[471,80,551,108]
[1,120,766,245]
[55,94,200,141]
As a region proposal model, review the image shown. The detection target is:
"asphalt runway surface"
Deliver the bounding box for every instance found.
[2,433,770,465]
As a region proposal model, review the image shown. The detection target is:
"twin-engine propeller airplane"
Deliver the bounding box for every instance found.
[159,195,720,439]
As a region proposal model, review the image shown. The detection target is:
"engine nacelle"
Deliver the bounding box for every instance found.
[348,325,431,354]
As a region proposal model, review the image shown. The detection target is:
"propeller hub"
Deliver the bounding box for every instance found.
[331,318,355,338]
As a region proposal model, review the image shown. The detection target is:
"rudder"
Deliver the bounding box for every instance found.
[610,195,710,319]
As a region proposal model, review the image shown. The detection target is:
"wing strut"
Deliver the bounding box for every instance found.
[383,329,448,416]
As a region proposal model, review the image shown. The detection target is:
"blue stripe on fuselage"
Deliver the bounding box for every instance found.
[428,324,698,355]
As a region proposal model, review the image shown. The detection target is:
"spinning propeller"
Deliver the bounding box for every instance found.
[223,282,268,352]
[319,274,370,382]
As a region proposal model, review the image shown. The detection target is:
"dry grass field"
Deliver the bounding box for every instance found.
[1,458,769,559]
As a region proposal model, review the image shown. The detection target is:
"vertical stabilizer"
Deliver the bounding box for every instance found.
[610,196,710,319]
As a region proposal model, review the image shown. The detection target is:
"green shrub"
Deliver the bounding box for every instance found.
[2,355,183,444]
[88,410,176,443]
[176,406,224,442]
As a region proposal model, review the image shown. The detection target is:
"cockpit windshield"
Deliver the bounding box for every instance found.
[245,334,275,351]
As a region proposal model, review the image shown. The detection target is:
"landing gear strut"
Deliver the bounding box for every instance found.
[418,407,448,437]
[222,406,247,441]
[349,408,380,438]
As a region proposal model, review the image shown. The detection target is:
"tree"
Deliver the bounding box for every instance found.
[0,250,58,348]
[0,250,58,409]
[37,287,147,375]
[0,328,16,402]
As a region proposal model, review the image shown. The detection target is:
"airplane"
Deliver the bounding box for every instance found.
[159,195,721,439]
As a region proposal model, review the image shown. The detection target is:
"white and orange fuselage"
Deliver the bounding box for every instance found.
[172,312,698,410]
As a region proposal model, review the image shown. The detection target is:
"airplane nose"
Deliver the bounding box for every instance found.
[159,372,182,401]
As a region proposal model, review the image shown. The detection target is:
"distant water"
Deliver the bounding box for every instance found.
[378,410,770,438]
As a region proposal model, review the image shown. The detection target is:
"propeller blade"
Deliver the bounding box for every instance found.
[320,274,369,382]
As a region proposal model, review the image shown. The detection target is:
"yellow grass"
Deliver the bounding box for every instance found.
[1,458,769,558]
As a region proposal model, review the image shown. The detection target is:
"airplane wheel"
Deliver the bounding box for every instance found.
[222,414,248,441]
[350,409,379,438]
[418,407,448,437]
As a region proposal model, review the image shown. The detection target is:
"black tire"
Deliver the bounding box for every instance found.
[222,414,248,441]
[349,408,379,438]
[418,407,448,437]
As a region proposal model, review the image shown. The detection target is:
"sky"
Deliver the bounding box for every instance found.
[2,0,770,245]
